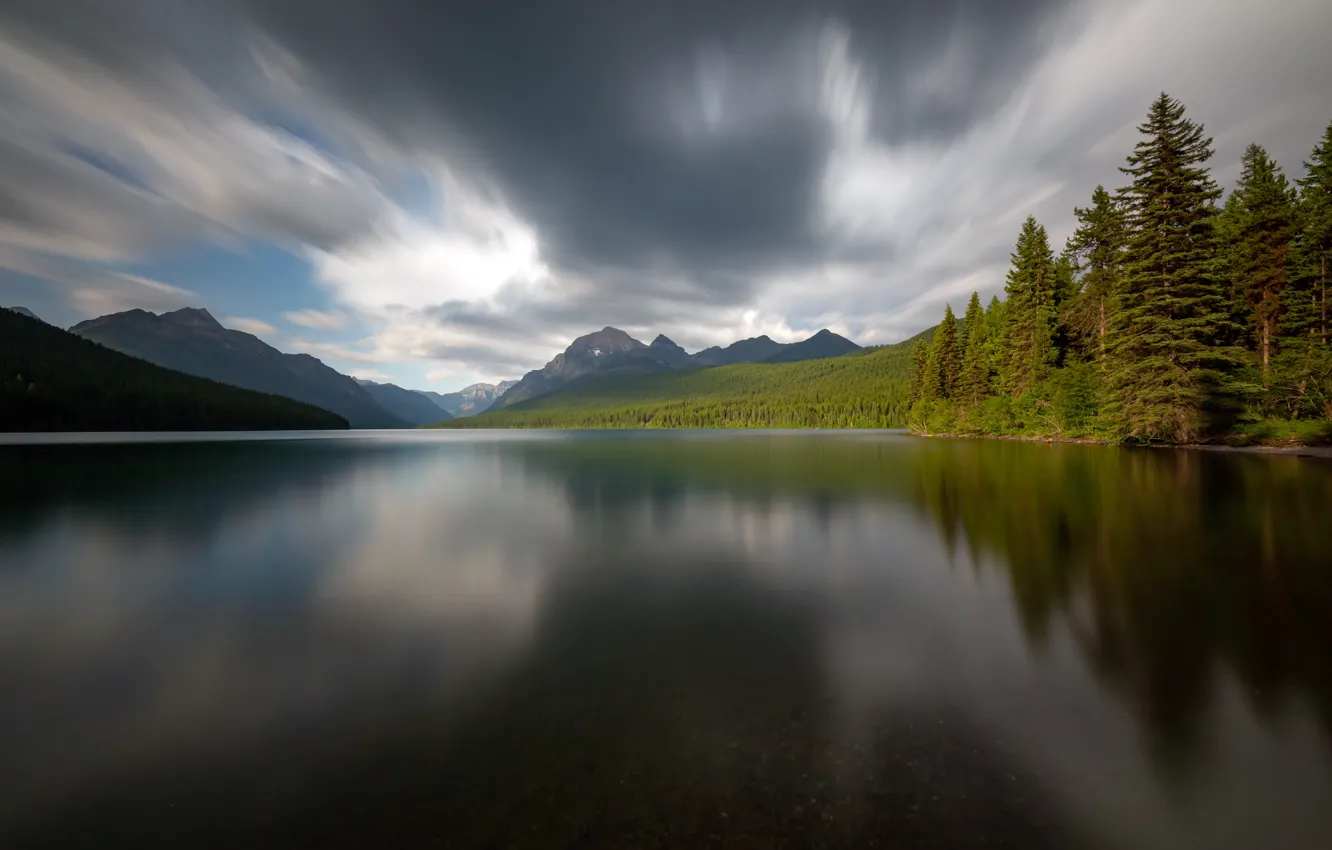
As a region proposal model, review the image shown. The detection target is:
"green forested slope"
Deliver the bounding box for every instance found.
[1,308,348,432]
[433,331,926,429]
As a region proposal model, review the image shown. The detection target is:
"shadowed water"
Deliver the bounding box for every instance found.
[1,430,1330,849]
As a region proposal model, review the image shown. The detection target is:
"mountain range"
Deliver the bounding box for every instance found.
[356,380,455,426]
[6,302,863,430]
[416,381,520,418]
[72,308,410,429]
[489,326,859,411]
[2,306,347,432]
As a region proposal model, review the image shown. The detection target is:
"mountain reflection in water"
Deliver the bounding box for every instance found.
[1,431,1329,849]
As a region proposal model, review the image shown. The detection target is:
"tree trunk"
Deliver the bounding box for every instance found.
[1261,319,1271,383]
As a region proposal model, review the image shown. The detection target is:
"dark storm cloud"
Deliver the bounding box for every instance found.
[243,0,1079,273]
[7,0,1328,382]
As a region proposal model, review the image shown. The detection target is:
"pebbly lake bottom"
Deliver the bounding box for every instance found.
[1,429,1330,849]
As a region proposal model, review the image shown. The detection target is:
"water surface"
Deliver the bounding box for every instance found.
[2,430,1330,849]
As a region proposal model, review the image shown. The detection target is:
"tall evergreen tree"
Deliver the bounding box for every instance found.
[1065,185,1126,363]
[982,296,1007,385]
[958,292,990,407]
[1297,121,1332,346]
[1105,93,1243,441]
[1227,144,1297,378]
[935,303,962,399]
[999,216,1058,396]
[1053,242,1078,311]
[1052,241,1079,365]
[908,340,929,403]
[959,291,983,354]
[921,333,943,402]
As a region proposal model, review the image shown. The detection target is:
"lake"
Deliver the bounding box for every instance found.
[1,430,1330,849]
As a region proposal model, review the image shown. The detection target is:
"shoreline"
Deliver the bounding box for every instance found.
[913,430,1332,458]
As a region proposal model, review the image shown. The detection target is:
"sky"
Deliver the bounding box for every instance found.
[1,0,1330,391]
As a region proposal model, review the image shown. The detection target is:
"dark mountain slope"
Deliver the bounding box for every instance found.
[2,305,42,322]
[0,307,347,432]
[690,335,786,367]
[71,308,407,428]
[358,380,454,425]
[763,329,860,363]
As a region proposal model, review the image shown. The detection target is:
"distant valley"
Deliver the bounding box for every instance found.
[356,380,455,426]
[416,381,520,418]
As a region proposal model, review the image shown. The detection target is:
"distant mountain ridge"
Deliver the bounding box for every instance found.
[431,329,914,430]
[357,380,455,425]
[2,305,42,322]
[691,335,786,367]
[488,326,860,411]
[417,380,519,418]
[763,329,862,363]
[70,308,408,428]
[1,307,347,432]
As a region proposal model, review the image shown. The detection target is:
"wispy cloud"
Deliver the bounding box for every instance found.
[284,308,349,331]
[286,336,392,364]
[224,316,277,336]
[68,273,197,318]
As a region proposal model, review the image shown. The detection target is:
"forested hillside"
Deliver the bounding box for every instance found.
[434,332,924,429]
[1,308,348,432]
[907,94,1332,445]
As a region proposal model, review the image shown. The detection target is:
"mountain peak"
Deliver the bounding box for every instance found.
[762,328,860,364]
[3,306,41,322]
[568,326,645,354]
[650,334,684,349]
[163,307,223,330]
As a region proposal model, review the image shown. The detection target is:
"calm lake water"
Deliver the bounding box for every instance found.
[1,430,1330,849]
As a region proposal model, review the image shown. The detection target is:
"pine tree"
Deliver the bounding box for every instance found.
[921,334,943,402]
[1227,144,1298,380]
[908,340,929,403]
[957,291,989,407]
[959,291,983,354]
[1104,93,1244,441]
[1053,242,1078,311]
[1052,241,1078,365]
[982,296,1006,381]
[935,304,962,399]
[999,216,1058,396]
[1065,185,1126,363]
[1297,121,1332,347]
